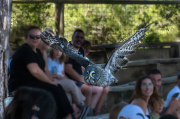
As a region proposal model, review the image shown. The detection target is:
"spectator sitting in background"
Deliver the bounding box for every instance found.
[81,40,91,60]
[161,93,180,119]
[165,70,180,108]
[148,96,164,119]
[48,48,68,79]
[7,42,14,76]
[147,69,162,91]
[47,48,89,119]
[81,40,91,75]
[129,75,161,118]
[109,102,128,119]
[4,87,56,119]
[65,29,109,116]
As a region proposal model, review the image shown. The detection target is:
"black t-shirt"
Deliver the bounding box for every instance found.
[65,42,84,81]
[8,43,45,91]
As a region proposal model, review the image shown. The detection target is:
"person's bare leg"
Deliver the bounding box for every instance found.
[90,86,103,109]
[80,84,92,106]
[72,104,80,119]
[94,86,109,114]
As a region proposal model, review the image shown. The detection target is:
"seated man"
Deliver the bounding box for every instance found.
[65,29,109,115]
[147,69,162,91]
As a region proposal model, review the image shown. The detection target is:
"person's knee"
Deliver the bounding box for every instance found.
[66,79,77,89]
[48,83,60,91]
[81,85,92,95]
[97,87,103,94]
[103,86,109,94]
[61,79,76,88]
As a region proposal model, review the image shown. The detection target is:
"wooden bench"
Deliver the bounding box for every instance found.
[86,113,109,119]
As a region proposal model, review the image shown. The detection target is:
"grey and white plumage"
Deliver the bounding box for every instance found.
[40,24,150,87]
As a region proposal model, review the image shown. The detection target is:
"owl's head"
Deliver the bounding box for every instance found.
[84,65,102,85]
[40,30,63,51]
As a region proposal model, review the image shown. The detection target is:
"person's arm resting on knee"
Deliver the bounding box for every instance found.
[65,64,86,84]
[27,63,57,86]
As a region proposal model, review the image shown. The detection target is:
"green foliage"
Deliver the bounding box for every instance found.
[11,3,55,50]
[64,4,180,44]
[11,3,180,49]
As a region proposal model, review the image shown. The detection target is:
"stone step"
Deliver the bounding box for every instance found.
[88,48,171,64]
[86,113,109,119]
[96,59,179,85]
[96,58,180,68]
[109,76,177,92]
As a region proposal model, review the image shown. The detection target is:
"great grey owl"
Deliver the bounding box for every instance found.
[40,23,150,87]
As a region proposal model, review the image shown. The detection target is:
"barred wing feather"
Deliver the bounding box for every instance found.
[40,30,93,68]
[105,28,148,74]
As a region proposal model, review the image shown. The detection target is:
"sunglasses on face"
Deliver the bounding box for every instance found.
[29,35,41,39]
[141,83,154,88]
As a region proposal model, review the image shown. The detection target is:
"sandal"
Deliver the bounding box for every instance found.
[93,110,101,116]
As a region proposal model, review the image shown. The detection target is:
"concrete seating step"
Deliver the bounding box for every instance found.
[109,76,177,92]
[86,113,109,119]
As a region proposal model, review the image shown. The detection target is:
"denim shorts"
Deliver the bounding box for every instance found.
[76,81,84,87]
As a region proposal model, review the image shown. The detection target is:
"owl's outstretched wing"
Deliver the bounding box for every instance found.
[104,24,150,74]
[40,30,93,68]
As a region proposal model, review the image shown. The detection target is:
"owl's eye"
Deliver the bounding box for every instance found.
[90,71,96,78]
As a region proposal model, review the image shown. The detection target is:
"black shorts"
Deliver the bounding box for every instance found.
[76,81,84,87]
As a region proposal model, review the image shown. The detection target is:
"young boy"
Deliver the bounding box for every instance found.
[149,97,164,119]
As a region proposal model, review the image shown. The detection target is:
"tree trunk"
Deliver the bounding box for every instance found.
[55,3,64,37]
[0,0,12,118]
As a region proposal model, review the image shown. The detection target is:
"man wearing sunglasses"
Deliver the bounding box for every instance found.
[165,71,180,108]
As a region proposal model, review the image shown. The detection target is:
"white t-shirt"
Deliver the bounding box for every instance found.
[165,86,180,107]
[47,57,64,76]
[118,104,148,119]
[85,57,89,61]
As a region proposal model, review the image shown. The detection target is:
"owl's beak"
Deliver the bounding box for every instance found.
[88,76,91,80]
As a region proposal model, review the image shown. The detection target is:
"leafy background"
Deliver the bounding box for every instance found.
[10,3,180,50]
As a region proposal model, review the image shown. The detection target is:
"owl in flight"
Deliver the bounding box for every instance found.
[40,23,150,87]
